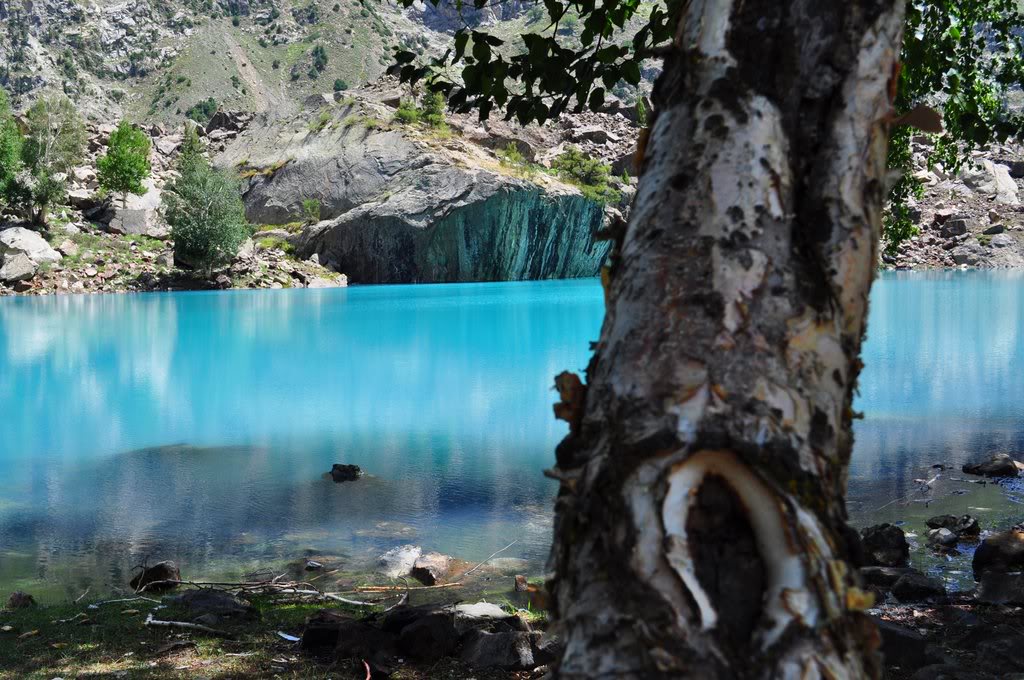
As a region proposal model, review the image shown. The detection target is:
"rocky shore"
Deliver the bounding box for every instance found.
[885,138,1024,270]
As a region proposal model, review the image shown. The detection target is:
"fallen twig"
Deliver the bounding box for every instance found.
[462,540,519,578]
[87,596,161,609]
[384,592,409,613]
[144,613,233,639]
[351,582,463,593]
[74,587,91,604]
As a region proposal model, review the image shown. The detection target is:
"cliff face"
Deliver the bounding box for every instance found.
[297,173,608,283]
[218,97,613,284]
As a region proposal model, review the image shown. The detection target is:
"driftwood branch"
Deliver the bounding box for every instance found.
[462,540,519,577]
[87,596,161,609]
[144,613,234,639]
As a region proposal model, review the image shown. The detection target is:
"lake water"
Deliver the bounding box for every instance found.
[1,272,1022,599]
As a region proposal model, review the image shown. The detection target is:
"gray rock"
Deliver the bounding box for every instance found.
[377,545,422,579]
[129,560,181,592]
[977,571,1024,605]
[892,572,946,602]
[170,589,257,620]
[410,552,451,586]
[962,453,1019,478]
[990,233,1013,248]
[940,218,969,237]
[459,629,540,671]
[960,160,1020,204]
[973,527,1024,579]
[0,227,62,265]
[927,528,958,549]
[0,253,38,283]
[983,224,1006,235]
[876,619,942,672]
[453,602,527,634]
[105,179,167,239]
[57,239,79,258]
[861,523,910,567]
[860,566,916,589]
[307,276,346,288]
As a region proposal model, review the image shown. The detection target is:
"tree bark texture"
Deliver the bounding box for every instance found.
[549,2,906,678]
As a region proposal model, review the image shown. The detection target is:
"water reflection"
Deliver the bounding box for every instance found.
[0,283,603,598]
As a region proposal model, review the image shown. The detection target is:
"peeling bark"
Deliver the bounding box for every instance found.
[548,2,904,677]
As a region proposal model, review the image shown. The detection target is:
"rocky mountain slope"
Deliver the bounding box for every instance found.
[0,0,654,124]
[885,136,1024,270]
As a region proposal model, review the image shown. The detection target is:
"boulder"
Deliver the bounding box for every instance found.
[976,571,1024,605]
[876,619,942,672]
[990,233,1014,248]
[377,545,422,579]
[410,552,452,586]
[960,159,1020,204]
[6,591,36,609]
[301,610,397,673]
[892,572,946,602]
[129,560,181,592]
[951,244,981,266]
[0,227,62,265]
[396,612,459,661]
[571,126,617,144]
[67,187,99,211]
[860,566,916,589]
[307,276,347,289]
[962,453,1019,478]
[926,514,980,537]
[983,224,1006,235]
[975,635,1024,673]
[973,527,1024,579]
[328,463,361,482]
[105,179,167,239]
[459,629,542,671]
[57,239,79,258]
[169,589,257,621]
[939,218,969,237]
[453,601,528,634]
[927,528,958,550]
[911,665,997,680]
[0,253,37,283]
[861,524,910,567]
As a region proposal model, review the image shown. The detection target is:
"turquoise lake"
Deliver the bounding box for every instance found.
[1,273,1022,598]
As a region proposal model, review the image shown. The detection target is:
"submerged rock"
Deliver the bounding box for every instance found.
[927,528,959,551]
[328,464,361,482]
[129,560,181,592]
[962,453,1019,478]
[861,524,910,567]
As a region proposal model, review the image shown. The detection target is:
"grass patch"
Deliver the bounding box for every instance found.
[256,236,295,255]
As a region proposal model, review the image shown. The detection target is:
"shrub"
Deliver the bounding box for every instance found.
[17,95,86,224]
[550,146,620,204]
[272,59,281,69]
[333,78,348,92]
[301,198,322,224]
[394,98,420,124]
[311,44,328,72]
[497,142,536,178]
[635,97,648,127]
[185,97,218,124]
[0,89,23,209]
[97,120,152,207]
[165,153,249,272]
[420,91,446,128]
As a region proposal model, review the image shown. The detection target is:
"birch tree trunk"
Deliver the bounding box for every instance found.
[549,2,906,677]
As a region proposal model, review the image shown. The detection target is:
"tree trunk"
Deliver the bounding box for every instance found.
[549,2,905,678]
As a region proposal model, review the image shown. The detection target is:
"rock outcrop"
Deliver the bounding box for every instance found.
[218,97,615,284]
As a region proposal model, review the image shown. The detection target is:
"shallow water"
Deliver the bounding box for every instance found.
[0,272,1021,599]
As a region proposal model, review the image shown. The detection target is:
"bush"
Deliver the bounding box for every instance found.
[333,78,348,92]
[185,97,218,124]
[394,98,420,124]
[165,153,249,272]
[17,95,86,224]
[97,120,152,207]
[551,146,620,204]
[301,198,321,224]
[421,91,446,128]
[497,142,536,178]
[0,89,23,209]
[311,45,328,72]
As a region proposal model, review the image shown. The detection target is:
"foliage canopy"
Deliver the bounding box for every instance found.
[97,121,152,207]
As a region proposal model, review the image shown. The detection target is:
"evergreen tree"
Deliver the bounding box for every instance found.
[0,88,23,210]
[97,121,152,208]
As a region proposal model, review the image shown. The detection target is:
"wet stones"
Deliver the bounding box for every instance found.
[377,545,422,579]
[861,523,910,567]
[129,560,181,592]
[962,453,1020,478]
[926,514,980,537]
[169,589,258,622]
[891,572,947,602]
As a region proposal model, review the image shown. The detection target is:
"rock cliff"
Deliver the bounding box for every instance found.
[217,94,620,283]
